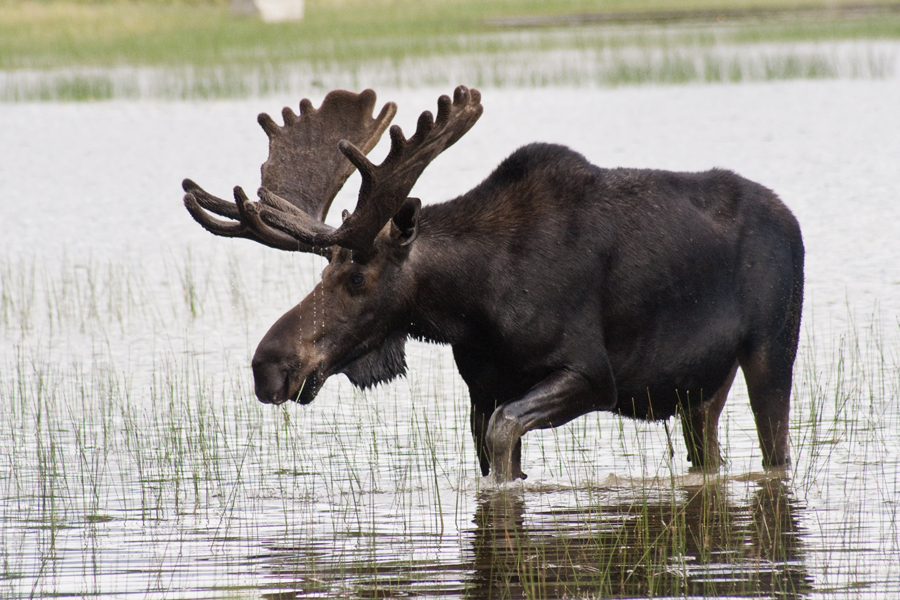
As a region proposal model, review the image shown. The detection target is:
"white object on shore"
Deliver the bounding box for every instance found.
[232,0,304,22]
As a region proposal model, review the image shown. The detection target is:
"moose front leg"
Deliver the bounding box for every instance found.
[471,396,524,477]
[471,403,492,477]
[486,369,616,481]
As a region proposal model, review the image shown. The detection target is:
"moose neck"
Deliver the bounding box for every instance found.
[403,205,501,348]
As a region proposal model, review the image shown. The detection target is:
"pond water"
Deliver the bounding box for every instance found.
[1,78,899,599]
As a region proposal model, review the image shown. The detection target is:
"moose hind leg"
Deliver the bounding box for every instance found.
[739,235,801,469]
[741,350,793,468]
[681,362,738,471]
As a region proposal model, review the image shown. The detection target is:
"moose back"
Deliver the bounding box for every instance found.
[183,87,804,481]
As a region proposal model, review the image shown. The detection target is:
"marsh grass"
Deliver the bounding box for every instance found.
[2,0,899,100]
[4,1,900,69]
[1,248,898,597]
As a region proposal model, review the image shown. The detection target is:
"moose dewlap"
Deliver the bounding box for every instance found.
[183,86,804,482]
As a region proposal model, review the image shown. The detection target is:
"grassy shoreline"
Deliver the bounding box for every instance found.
[3,0,900,101]
[3,0,900,72]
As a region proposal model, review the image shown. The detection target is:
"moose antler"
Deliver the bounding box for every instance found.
[183,88,397,253]
[183,86,483,253]
[256,86,483,252]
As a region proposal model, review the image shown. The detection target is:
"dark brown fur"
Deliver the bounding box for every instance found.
[252,142,804,480]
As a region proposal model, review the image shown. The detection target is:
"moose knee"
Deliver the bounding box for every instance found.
[485,405,527,481]
[486,405,525,452]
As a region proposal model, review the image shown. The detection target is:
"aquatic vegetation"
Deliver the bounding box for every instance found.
[1,244,897,598]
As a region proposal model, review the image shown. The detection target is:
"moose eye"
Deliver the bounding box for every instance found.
[349,272,365,288]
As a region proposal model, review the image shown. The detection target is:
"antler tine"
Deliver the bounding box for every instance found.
[182,179,330,255]
[259,85,483,252]
[183,178,239,220]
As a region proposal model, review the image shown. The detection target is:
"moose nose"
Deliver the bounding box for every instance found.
[252,360,289,404]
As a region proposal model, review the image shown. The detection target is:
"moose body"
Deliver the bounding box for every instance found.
[184,87,803,480]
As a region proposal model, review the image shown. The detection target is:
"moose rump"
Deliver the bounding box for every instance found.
[182,86,803,481]
[578,161,804,472]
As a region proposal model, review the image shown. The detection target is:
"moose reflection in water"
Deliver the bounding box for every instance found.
[183,86,804,481]
[467,476,811,599]
[253,476,811,598]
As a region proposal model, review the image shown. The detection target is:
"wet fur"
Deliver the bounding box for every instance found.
[341,332,408,389]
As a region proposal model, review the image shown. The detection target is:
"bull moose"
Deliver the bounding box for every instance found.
[182,86,804,481]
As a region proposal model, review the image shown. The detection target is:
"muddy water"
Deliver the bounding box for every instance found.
[1,79,899,598]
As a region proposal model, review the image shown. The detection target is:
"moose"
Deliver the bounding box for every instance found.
[183,86,804,481]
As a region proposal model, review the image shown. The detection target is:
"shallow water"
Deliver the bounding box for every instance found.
[1,79,899,598]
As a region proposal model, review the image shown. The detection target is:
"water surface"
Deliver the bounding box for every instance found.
[1,79,899,598]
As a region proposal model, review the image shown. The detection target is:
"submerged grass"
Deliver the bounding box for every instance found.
[2,0,900,100]
[1,247,898,598]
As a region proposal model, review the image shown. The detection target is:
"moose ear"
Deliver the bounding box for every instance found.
[391,197,421,246]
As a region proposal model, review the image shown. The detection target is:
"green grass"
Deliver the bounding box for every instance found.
[2,0,899,71]
[2,0,899,100]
